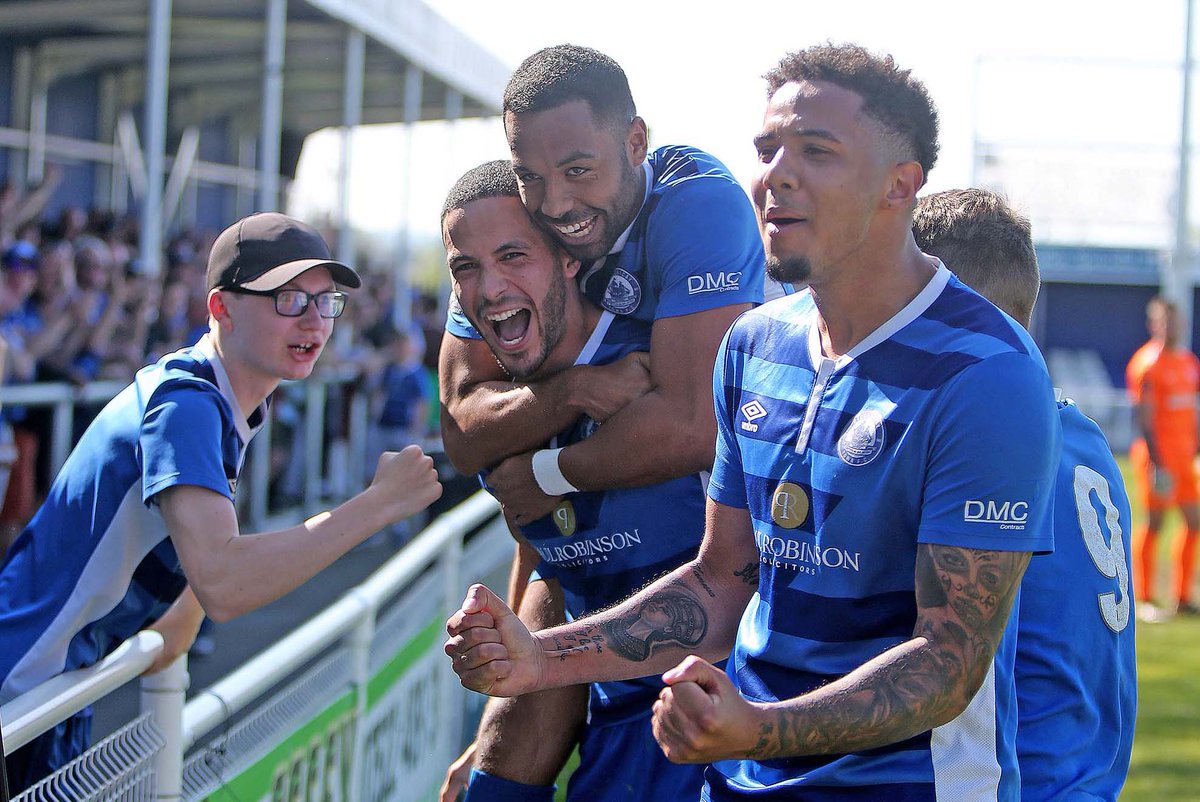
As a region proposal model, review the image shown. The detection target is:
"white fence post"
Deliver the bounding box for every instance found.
[346,608,375,802]
[141,656,188,802]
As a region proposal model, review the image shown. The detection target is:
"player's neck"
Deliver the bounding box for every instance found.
[810,239,936,359]
[533,295,603,378]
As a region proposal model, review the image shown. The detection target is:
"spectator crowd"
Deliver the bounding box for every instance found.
[0,166,444,556]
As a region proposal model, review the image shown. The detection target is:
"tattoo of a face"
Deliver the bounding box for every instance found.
[928,545,1024,633]
[601,587,707,661]
[734,561,760,587]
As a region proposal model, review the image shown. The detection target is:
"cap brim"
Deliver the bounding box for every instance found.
[238,258,362,291]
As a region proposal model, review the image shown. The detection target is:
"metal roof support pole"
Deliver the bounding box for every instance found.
[393,62,422,331]
[10,47,32,186]
[236,131,257,216]
[139,0,172,278]
[336,27,365,268]
[1170,0,1196,348]
[27,80,47,185]
[96,72,118,210]
[438,88,463,312]
[259,0,287,211]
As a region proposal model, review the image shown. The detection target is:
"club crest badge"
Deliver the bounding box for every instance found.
[837,409,886,466]
[602,268,641,315]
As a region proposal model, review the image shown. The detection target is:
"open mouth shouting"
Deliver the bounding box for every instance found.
[486,306,533,349]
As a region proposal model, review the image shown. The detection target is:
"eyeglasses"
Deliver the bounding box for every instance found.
[223,287,347,318]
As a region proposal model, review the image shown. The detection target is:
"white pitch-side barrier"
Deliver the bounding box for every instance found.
[1,491,509,802]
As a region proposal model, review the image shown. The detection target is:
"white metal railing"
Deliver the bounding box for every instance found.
[0,369,376,530]
[1,490,508,802]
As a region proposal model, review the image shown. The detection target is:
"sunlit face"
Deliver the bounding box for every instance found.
[444,195,580,379]
[218,266,337,385]
[752,80,896,286]
[506,100,647,262]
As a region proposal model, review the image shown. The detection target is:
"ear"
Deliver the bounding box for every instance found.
[562,253,583,281]
[625,116,649,165]
[208,288,233,329]
[883,161,924,211]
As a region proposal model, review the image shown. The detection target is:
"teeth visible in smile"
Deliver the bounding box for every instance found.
[487,309,521,322]
[292,344,314,352]
[554,217,594,237]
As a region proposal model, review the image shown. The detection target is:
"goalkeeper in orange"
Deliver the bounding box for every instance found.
[1126,295,1200,618]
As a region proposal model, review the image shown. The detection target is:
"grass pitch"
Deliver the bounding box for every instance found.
[1120,456,1200,801]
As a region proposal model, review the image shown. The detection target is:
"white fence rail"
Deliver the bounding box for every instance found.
[0,368,377,531]
[2,491,508,802]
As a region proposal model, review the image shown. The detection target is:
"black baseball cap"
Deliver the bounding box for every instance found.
[206,212,361,291]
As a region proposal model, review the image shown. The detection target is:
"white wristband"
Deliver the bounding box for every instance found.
[531,448,579,496]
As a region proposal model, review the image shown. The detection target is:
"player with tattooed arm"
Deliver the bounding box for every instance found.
[446,44,1059,801]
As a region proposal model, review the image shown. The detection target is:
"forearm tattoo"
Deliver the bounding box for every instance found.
[599,585,708,662]
[745,544,1028,760]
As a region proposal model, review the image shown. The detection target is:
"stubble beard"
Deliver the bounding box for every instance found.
[496,268,569,381]
[766,254,812,285]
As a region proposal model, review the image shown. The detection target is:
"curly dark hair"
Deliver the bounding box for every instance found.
[440,160,519,224]
[503,44,636,130]
[765,43,939,180]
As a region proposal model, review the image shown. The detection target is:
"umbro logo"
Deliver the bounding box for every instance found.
[740,400,767,432]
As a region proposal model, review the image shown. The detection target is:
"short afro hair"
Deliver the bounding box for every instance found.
[503,44,636,130]
[765,43,939,180]
[441,160,520,225]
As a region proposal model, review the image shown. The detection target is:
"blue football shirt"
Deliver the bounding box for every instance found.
[705,265,1060,801]
[447,145,765,338]
[1014,399,1137,801]
[0,336,265,702]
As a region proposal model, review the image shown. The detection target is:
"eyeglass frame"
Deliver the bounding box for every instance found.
[221,286,348,318]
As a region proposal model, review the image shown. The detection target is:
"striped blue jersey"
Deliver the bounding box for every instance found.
[1015,399,1137,801]
[0,337,265,702]
[447,144,765,338]
[512,311,708,726]
[705,265,1060,801]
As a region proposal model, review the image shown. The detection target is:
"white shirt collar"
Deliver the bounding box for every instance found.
[807,260,951,369]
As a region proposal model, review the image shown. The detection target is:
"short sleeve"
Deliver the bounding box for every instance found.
[646,177,765,320]
[141,382,236,503]
[918,352,1060,553]
[707,325,749,509]
[444,290,482,340]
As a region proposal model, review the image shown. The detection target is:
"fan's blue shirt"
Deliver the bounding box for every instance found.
[447,144,765,338]
[0,336,265,703]
[1015,399,1137,801]
[704,265,1060,801]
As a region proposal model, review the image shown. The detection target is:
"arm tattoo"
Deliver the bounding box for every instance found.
[693,565,718,599]
[746,544,1028,759]
[550,623,606,660]
[600,586,707,662]
[733,561,760,586]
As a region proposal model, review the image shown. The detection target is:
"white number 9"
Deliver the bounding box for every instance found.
[1073,464,1130,632]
